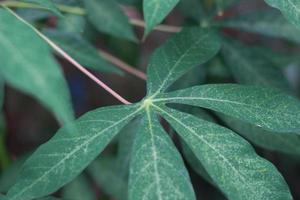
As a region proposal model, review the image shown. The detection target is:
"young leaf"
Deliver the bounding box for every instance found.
[129,111,195,200]
[264,0,300,29]
[22,0,62,17]
[222,38,291,91]
[156,105,292,200]
[0,9,73,124]
[143,0,179,36]
[7,104,141,200]
[147,28,221,95]
[84,0,136,41]
[218,11,300,44]
[155,84,300,133]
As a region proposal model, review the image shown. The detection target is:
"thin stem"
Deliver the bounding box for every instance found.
[130,19,181,33]
[4,7,131,105]
[99,50,147,80]
[0,0,181,33]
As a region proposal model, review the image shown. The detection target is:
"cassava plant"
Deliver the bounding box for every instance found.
[0,0,300,199]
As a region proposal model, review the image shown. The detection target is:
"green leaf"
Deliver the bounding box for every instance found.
[7,104,141,200]
[0,9,73,124]
[22,0,62,17]
[155,84,300,133]
[143,0,179,36]
[220,114,300,155]
[219,11,300,44]
[129,111,195,200]
[265,0,300,29]
[147,27,221,95]
[178,0,204,20]
[84,0,136,41]
[88,156,127,200]
[44,30,123,74]
[221,38,291,91]
[156,105,292,200]
[116,118,141,179]
[62,174,95,200]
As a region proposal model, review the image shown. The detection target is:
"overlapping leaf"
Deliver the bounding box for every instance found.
[143,0,179,36]
[22,0,62,16]
[84,0,136,41]
[129,110,195,200]
[219,11,300,44]
[155,84,300,133]
[147,27,221,95]
[156,106,292,200]
[265,0,300,29]
[0,9,73,124]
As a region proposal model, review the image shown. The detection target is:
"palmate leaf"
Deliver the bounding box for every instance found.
[0,9,73,124]
[265,0,300,29]
[7,104,141,200]
[84,0,136,41]
[143,0,179,36]
[7,26,299,200]
[129,109,195,200]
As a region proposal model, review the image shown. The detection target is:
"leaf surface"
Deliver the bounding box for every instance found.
[84,0,136,41]
[143,0,179,36]
[147,28,221,95]
[156,105,292,200]
[155,84,300,133]
[222,38,291,91]
[265,0,300,29]
[22,0,62,16]
[0,9,73,123]
[219,11,300,44]
[129,110,195,200]
[7,105,141,200]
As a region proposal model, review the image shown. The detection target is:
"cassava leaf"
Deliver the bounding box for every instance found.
[220,114,300,155]
[22,0,62,17]
[7,104,141,200]
[264,0,300,29]
[147,27,221,95]
[129,110,195,200]
[155,105,292,200]
[143,0,179,36]
[154,84,300,133]
[84,0,136,41]
[0,9,73,124]
[218,11,300,44]
[221,38,291,91]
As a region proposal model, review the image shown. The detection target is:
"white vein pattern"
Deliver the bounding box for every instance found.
[143,0,179,34]
[155,84,300,133]
[146,28,221,95]
[155,105,292,200]
[8,104,142,200]
[129,110,195,200]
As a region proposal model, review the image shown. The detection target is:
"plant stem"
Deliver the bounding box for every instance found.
[0,0,181,33]
[99,50,147,80]
[4,7,131,105]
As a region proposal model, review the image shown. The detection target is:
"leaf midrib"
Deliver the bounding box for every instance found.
[10,106,142,200]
